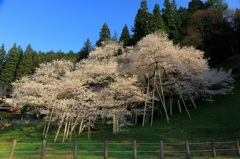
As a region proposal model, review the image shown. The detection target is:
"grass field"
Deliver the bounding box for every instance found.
[0,76,240,158]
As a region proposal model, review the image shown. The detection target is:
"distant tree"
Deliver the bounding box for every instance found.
[32,51,46,69]
[149,4,166,33]
[188,0,204,14]
[112,31,118,42]
[0,43,23,87]
[96,22,111,46]
[204,0,228,9]
[55,50,65,60]
[178,7,189,42]
[132,0,151,45]
[66,50,78,63]
[224,9,240,56]
[15,44,34,80]
[0,44,6,74]
[162,0,181,43]
[182,7,230,66]
[45,51,56,62]
[78,38,93,61]
[119,25,132,46]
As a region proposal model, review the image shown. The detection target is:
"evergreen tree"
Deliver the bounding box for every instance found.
[112,31,118,42]
[162,0,181,43]
[149,4,166,33]
[178,7,189,42]
[119,25,131,46]
[204,0,228,9]
[0,44,6,74]
[132,0,151,45]
[66,50,78,63]
[188,0,204,14]
[15,44,34,80]
[96,22,111,46]
[78,38,93,61]
[0,43,23,87]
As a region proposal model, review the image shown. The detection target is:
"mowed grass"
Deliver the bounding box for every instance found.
[0,76,240,158]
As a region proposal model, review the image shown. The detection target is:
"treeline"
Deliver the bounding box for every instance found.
[0,0,240,88]
[0,44,78,88]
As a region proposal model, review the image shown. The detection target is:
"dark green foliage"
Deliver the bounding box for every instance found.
[111,31,118,42]
[15,44,34,80]
[132,0,151,45]
[78,38,93,61]
[149,4,166,33]
[119,25,132,46]
[66,50,78,63]
[204,0,228,9]
[178,7,189,42]
[0,44,6,74]
[188,0,204,14]
[0,43,22,87]
[162,0,181,43]
[96,22,111,46]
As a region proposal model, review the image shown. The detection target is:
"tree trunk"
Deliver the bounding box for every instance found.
[151,71,156,127]
[54,112,66,142]
[180,94,191,119]
[88,117,91,139]
[62,113,69,142]
[44,108,54,138]
[142,79,150,127]
[79,117,85,135]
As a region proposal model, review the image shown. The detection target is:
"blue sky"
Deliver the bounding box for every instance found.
[0,0,239,53]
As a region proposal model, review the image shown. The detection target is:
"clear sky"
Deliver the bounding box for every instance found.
[0,0,239,53]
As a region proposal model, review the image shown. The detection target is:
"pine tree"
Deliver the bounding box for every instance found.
[78,38,93,61]
[132,0,151,45]
[162,0,181,43]
[204,0,228,9]
[15,44,34,80]
[0,43,23,87]
[119,25,132,46]
[96,22,111,46]
[149,4,166,33]
[188,0,204,14]
[0,44,6,74]
[112,31,118,42]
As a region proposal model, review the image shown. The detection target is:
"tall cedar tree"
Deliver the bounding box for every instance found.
[188,0,204,14]
[112,31,118,42]
[96,22,111,46]
[119,25,131,46]
[132,0,151,45]
[78,38,93,61]
[162,0,181,43]
[0,43,23,87]
[149,4,166,33]
[0,44,6,74]
[178,7,189,42]
[204,0,228,9]
[15,44,34,80]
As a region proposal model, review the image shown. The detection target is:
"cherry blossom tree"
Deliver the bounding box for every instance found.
[127,31,234,125]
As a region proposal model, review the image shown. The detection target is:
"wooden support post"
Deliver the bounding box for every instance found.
[236,140,240,157]
[159,140,164,159]
[133,140,137,159]
[104,140,108,159]
[211,140,216,157]
[9,140,17,159]
[40,140,46,159]
[73,140,77,159]
[185,140,190,158]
